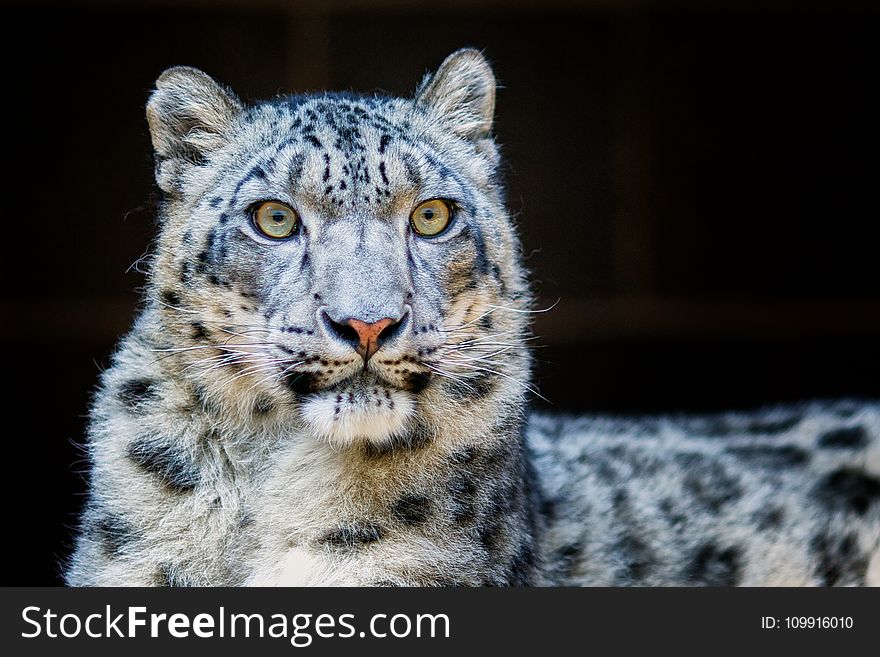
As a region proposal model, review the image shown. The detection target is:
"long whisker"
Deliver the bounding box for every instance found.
[444,341,517,351]
[485,299,560,314]
[154,299,274,331]
[203,355,267,373]
[434,358,548,402]
[249,359,307,391]
[216,327,275,340]
[149,342,272,354]
[439,299,558,334]
[182,352,249,372]
[227,358,292,382]
[438,307,499,333]
[443,330,535,346]
[188,358,271,382]
[423,363,478,394]
[442,346,515,363]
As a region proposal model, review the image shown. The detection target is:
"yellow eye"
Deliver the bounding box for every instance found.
[253,201,299,239]
[410,199,452,237]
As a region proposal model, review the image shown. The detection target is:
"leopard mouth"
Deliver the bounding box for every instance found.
[295,372,418,447]
[282,361,432,396]
[324,375,396,403]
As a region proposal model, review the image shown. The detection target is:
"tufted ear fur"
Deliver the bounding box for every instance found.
[415,49,496,142]
[146,66,243,193]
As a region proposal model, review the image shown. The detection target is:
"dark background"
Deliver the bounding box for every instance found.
[3,1,878,584]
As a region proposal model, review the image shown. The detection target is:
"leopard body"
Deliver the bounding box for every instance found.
[66,50,880,587]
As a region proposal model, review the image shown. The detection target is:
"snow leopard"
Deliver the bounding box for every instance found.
[66,49,880,586]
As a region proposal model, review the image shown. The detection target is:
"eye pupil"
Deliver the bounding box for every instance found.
[423,209,434,220]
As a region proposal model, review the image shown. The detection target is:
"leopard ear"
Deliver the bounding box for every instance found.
[146,66,243,192]
[415,49,496,141]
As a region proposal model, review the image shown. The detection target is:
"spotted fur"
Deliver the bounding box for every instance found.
[530,402,880,585]
[66,50,880,587]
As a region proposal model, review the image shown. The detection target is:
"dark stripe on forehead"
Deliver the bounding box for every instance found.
[232,164,266,198]
[419,145,479,210]
[423,151,454,180]
[281,151,306,182]
[379,133,392,153]
[400,152,422,187]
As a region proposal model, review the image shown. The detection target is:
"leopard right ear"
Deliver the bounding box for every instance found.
[146,66,243,193]
[415,49,496,142]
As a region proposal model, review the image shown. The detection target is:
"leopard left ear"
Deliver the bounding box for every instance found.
[146,66,243,193]
[415,48,496,141]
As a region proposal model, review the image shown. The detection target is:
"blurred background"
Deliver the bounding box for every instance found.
[3,0,879,583]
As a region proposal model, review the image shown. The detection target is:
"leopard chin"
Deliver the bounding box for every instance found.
[298,376,416,448]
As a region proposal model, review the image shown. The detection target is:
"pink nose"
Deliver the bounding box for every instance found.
[346,318,396,360]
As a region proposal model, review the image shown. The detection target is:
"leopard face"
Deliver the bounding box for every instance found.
[146,51,531,447]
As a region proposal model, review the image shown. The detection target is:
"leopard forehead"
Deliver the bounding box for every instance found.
[211,94,497,216]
